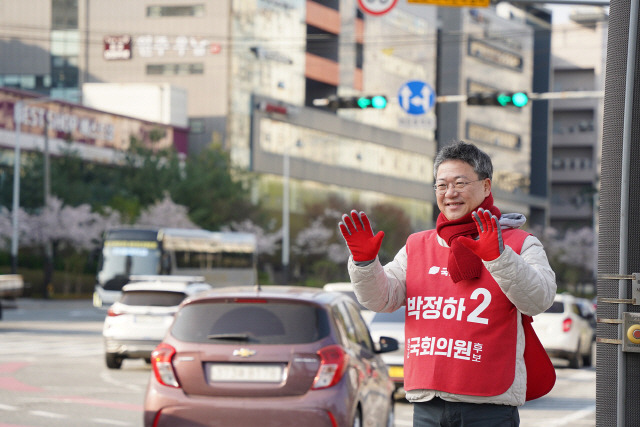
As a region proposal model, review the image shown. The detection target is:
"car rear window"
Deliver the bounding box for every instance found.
[171,301,331,344]
[545,301,564,314]
[120,290,187,307]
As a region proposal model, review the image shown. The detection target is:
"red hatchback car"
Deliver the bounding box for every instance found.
[143,286,398,427]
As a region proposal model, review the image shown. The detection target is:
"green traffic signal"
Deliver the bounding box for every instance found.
[511,92,529,107]
[356,95,387,109]
[356,97,371,108]
[496,91,528,107]
[468,91,529,108]
[496,93,512,107]
[371,95,387,109]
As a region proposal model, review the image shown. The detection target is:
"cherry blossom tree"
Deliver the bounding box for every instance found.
[0,197,121,295]
[531,225,596,295]
[223,218,281,257]
[135,193,197,229]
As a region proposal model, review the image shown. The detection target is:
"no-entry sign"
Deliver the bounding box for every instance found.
[357,0,399,15]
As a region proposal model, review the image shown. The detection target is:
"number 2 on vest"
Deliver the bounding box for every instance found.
[467,288,491,324]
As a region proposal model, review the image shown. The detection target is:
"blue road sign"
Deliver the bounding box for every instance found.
[398,81,436,115]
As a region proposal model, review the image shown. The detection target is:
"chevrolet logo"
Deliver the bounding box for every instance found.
[232,348,256,358]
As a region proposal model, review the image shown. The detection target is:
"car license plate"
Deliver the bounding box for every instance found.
[388,366,404,378]
[209,363,284,383]
[134,315,158,323]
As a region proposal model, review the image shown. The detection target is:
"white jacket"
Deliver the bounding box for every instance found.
[348,217,556,406]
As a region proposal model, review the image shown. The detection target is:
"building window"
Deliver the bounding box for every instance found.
[189,118,205,134]
[52,0,78,29]
[307,25,339,62]
[551,156,593,171]
[356,42,363,69]
[0,75,51,93]
[51,56,79,88]
[147,5,205,17]
[146,63,204,75]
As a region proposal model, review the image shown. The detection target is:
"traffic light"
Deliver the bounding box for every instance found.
[320,95,388,110]
[357,95,388,109]
[467,92,529,108]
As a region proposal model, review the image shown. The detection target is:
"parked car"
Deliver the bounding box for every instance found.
[102,275,212,369]
[323,282,375,324]
[143,285,398,427]
[576,297,598,332]
[531,293,595,368]
[368,307,405,392]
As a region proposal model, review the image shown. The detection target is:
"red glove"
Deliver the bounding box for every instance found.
[458,208,504,261]
[339,210,385,262]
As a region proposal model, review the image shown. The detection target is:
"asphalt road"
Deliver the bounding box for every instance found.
[0,298,595,427]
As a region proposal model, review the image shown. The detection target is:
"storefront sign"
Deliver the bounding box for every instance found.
[103,35,132,60]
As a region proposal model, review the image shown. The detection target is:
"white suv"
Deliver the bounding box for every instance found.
[531,293,595,369]
[102,276,212,369]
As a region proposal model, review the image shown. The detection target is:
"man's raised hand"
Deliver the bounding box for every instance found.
[338,210,385,263]
[458,208,504,261]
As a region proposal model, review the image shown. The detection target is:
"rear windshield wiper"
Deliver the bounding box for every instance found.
[207,333,251,341]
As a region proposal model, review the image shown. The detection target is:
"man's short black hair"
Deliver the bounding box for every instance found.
[433,141,493,180]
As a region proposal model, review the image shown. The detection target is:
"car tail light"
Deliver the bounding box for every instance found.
[562,317,572,332]
[106,307,122,316]
[312,345,349,390]
[234,298,268,303]
[151,343,180,388]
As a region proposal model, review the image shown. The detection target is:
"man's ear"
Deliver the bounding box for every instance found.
[483,178,492,196]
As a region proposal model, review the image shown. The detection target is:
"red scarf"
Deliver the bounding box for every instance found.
[435,194,501,283]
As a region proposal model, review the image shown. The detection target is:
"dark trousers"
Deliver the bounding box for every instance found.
[413,397,520,427]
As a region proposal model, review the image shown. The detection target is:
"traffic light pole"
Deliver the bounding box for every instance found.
[436,90,604,104]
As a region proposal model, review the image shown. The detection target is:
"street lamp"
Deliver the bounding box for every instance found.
[282,144,290,286]
[11,97,53,277]
[11,100,24,274]
[281,139,303,286]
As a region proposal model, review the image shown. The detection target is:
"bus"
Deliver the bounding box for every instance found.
[93,227,257,308]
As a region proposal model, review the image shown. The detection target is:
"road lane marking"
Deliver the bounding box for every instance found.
[29,410,67,419]
[91,418,133,426]
[0,403,18,411]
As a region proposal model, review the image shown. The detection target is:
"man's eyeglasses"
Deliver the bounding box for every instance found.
[433,179,484,194]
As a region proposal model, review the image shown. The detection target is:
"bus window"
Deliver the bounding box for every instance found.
[220,252,253,268]
[97,246,161,290]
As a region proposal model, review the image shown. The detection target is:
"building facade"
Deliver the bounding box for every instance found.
[0,87,188,164]
[549,9,607,231]
[0,0,555,231]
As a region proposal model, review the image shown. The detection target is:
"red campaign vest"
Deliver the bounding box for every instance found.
[404,228,528,397]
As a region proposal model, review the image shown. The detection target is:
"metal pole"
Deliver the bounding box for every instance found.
[617,0,639,424]
[282,147,290,286]
[11,101,22,274]
[43,115,52,299]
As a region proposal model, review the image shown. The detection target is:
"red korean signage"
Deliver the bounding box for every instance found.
[103,35,132,60]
